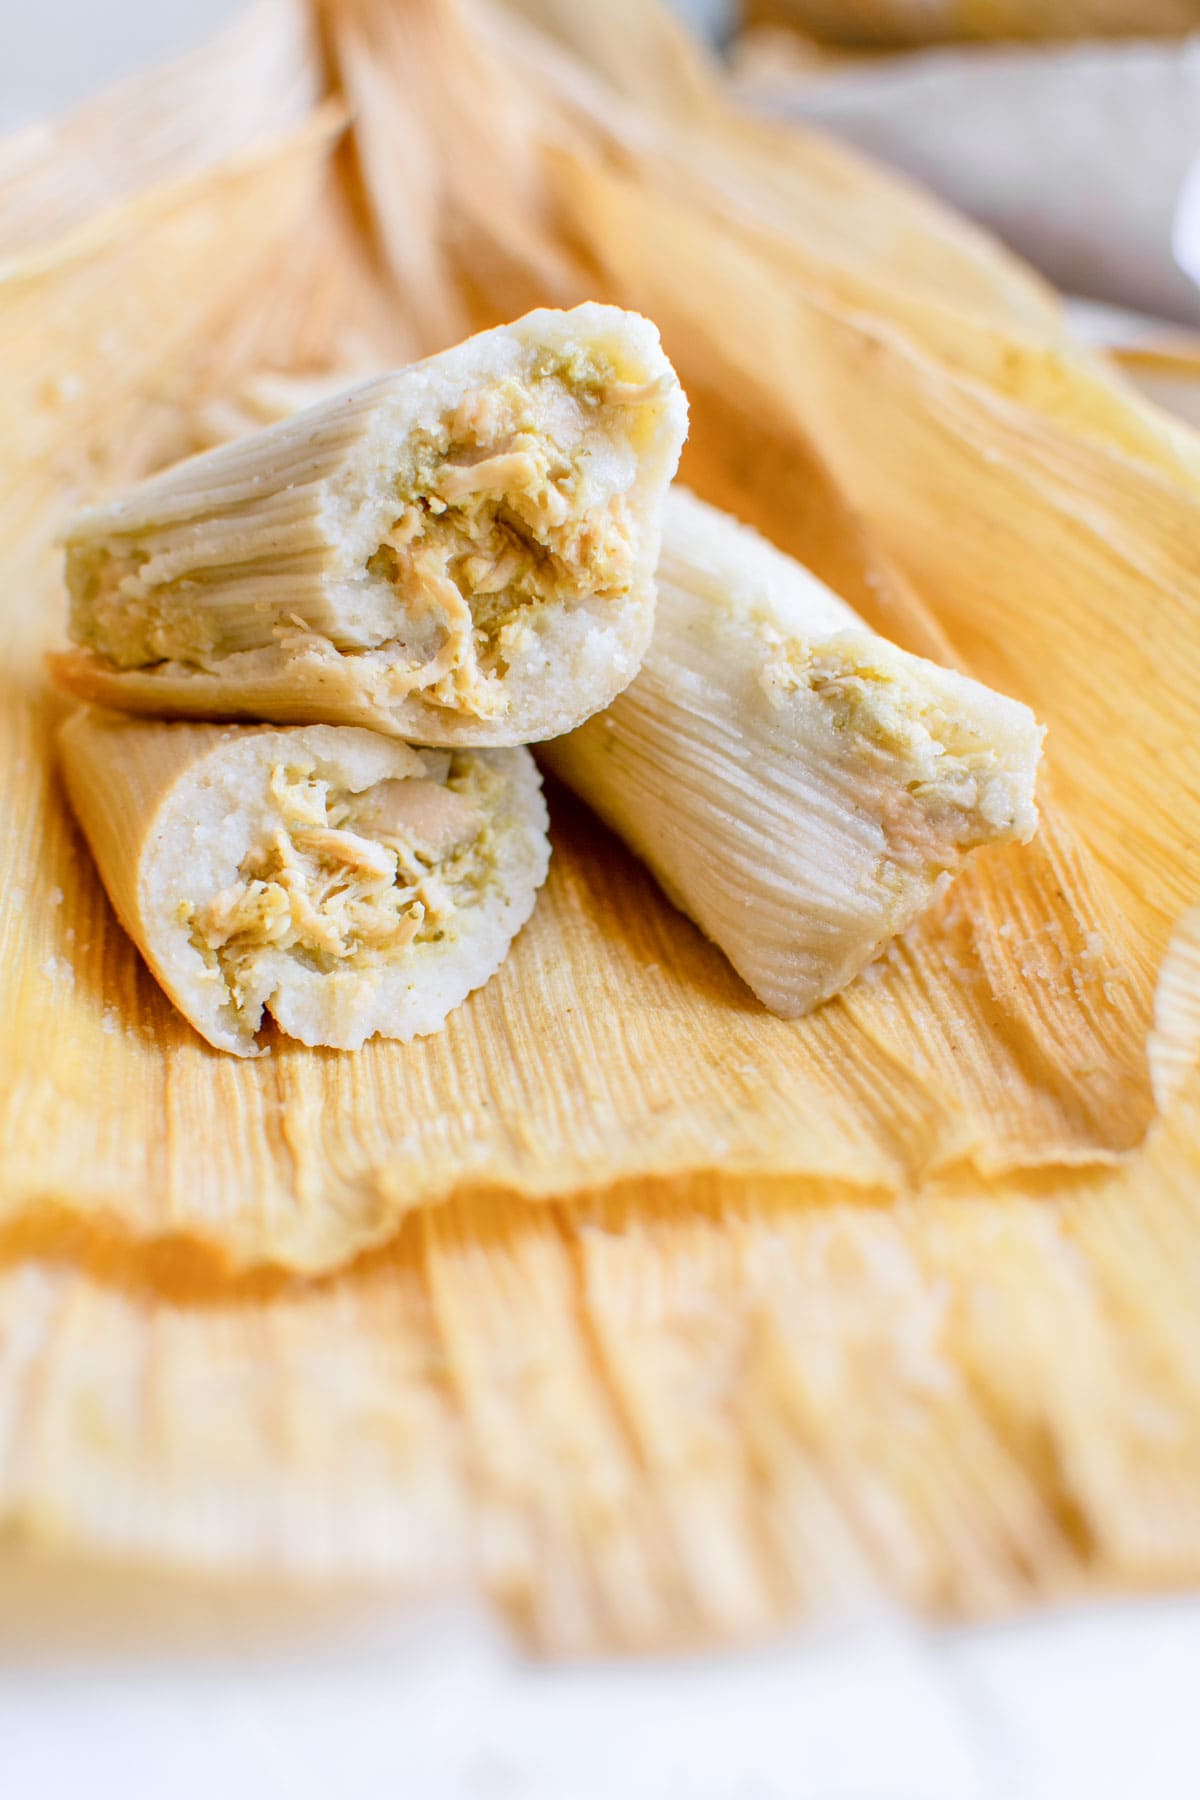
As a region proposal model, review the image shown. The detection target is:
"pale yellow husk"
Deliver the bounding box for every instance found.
[0,0,320,259]
[0,0,1199,1648]
[0,0,1169,1270]
[4,1059,1200,1653]
[741,0,1200,45]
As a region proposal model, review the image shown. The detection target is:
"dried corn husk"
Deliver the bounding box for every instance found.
[0,0,320,257]
[1109,346,1200,430]
[742,0,1200,45]
[494,0,1200,485]
[1068,302,1200,432]
[1,0,1200,1652]
[495,0,1068,341]
[3,1052,1200,1653]
[0,63,1150,1269]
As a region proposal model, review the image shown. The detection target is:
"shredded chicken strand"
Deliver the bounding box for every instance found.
[190,759,493,1015]
[363,362,644,717]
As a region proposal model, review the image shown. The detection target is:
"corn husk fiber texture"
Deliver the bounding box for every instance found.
[2,0,1200,1651]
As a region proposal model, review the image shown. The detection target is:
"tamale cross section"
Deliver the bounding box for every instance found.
[52,304,688,747]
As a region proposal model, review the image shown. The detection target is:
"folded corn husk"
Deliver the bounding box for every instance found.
[742,0,1200,44]
[734,33,1200,323]
[1066,299,1200,431]
[1108,345,1200,430]
[3,1042,1200,1654]
[2,0,1200,1652]
[53,304,687,745]
[543,487,1043,1015]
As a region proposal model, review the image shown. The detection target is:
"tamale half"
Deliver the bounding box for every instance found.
[52,304,688,745]
[543,488,1043,1016]
[57,710,549,1055]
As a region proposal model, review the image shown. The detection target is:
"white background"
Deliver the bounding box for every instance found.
[3,3,1200,1794]
[4,1549,1200,1798]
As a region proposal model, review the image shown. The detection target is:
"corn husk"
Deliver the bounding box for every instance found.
[1,0,1200,1650]
[1110,346,1200,431]
[742,0,1200,46]
[5,1052,1200,1654]
[1067,304,1200,432]
[0,0,320,258]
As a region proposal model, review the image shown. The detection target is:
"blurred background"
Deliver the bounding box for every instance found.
[5,2,1200,1796]
[8,0,1200,335]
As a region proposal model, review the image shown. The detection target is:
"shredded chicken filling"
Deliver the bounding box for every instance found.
[758,631,1024,860]
[187,756,496,1016]
[364,359,644,717]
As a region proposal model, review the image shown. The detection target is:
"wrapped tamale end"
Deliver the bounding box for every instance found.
[57,709,550,1055]
[541,489,1043,1018]
[51,304,688,745]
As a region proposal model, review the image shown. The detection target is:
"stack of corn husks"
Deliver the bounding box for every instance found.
[1,0,1200,1652]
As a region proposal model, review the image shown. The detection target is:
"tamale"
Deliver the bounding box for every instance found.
[52,304,688,746]
[58,710,549,1055]
[543,488,1043,1016]
[550,147,1200,938]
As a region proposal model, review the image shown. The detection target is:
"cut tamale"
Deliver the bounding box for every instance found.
[544,488,1042,1016]
[52,304,688,746]
[550,147,1200,940]
[58,710,549,1055]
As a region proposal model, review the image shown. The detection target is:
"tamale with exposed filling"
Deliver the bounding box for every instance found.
[542,488,1044,1017]
[58,709,550,1055]
[51,304,688,745]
